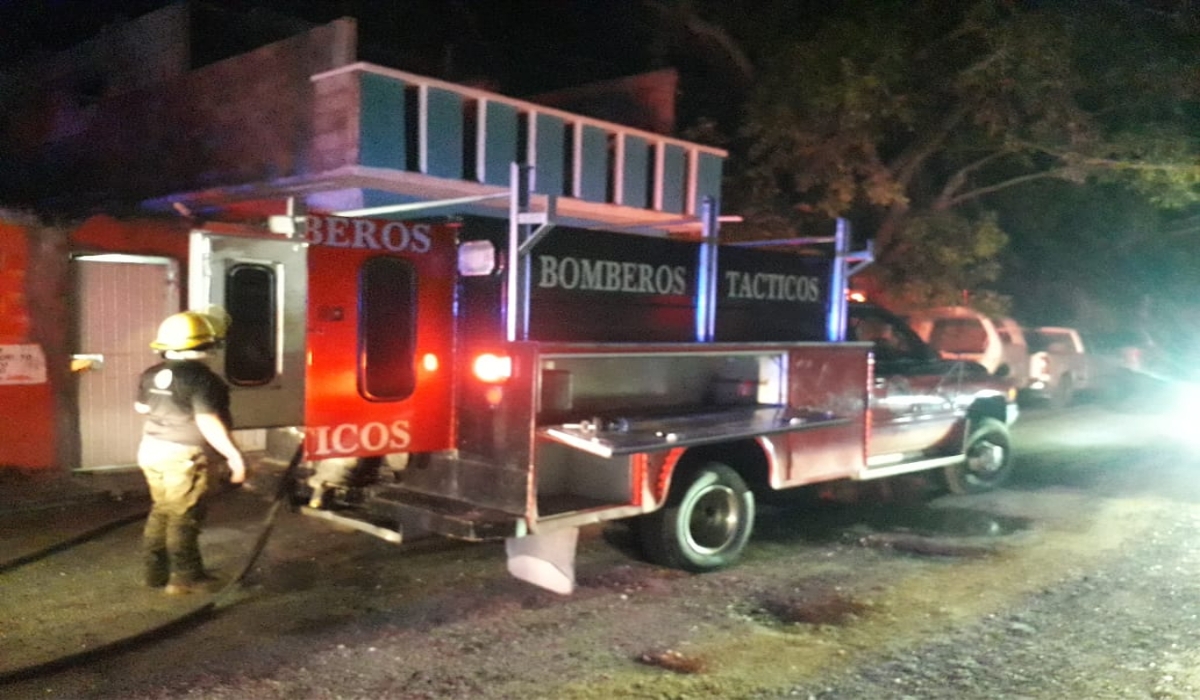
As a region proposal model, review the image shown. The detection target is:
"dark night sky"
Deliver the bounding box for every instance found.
[0,0,176,57]
[0,1,668,95]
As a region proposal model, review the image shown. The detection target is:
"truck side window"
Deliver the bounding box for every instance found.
[930,319,987,354]
[359,256,417,401]
[851,313,919,361]
[224,263,277,386]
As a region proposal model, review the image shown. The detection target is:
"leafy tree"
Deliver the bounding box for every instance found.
[677,0,1200,313]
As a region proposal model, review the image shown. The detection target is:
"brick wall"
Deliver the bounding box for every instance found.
[530,68,679,136]
[309,69,362,173]
[23,18,357,212]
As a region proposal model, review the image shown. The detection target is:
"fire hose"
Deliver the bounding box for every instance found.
[0,444,304,685]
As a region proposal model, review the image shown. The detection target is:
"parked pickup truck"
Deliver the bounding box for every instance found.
[1024,326,1091,407]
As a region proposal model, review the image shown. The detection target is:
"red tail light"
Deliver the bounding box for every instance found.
[472,353,512,383]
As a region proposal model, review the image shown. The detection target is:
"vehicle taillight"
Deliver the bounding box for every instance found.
[422,353,439,372]
[472,353,512,383]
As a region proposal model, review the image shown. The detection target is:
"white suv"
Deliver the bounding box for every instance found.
[906,307,1029,384]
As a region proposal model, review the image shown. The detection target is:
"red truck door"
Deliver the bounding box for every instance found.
[848,304,960,463]
[302,216,457,459]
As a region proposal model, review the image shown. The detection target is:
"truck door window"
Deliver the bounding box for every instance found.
[930,319,987,354]
[224,263,277,386]
[850,312,922,362]
[1029,330,1072,353]
[359,256,417,401]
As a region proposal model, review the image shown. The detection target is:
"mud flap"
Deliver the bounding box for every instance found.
[505,527,579,595]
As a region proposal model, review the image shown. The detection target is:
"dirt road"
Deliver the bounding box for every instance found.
[4,401,1199,699]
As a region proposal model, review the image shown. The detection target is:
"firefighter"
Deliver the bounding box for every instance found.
[134,310,246,595]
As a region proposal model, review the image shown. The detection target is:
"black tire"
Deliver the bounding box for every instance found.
[1052,374,1074,409]
[944,417,1013,494]
[637,462,755,572]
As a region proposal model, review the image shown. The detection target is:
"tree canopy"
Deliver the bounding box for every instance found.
[679,0,1200,318]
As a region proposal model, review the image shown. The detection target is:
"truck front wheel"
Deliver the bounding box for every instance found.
[945,417,1013,494]
[637,462,755,572]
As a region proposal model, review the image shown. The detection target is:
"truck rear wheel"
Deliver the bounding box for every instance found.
[945,417,1012,494]
[637,462,755,572]
[1052,374,1074,409]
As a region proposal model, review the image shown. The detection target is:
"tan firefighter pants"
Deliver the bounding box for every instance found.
[137,436,217,586]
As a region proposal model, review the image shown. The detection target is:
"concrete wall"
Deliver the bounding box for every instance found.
[0,211,192,472]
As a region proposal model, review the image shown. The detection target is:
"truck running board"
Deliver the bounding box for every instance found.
[298,507,403,544]
[368,488,525,542]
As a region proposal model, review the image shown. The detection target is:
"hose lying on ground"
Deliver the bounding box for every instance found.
[0,509,148,575]
[0,445,304,685]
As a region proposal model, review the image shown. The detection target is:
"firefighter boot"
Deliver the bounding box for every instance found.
[164,573,221,595]
[142,511,170,587]
[163,511,213,594]
[143,549,169,588]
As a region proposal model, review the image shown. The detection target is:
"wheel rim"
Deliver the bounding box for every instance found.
[684,483,741,554]
[967,438,1006,476]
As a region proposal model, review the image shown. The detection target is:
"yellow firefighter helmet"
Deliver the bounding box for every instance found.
[150,311,221,351]
[203,305,231,338]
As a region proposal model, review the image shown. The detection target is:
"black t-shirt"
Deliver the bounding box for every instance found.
[137,359,232,446]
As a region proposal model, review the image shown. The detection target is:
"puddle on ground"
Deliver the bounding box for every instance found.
[867,506,1031,539]
[756,589,871,627]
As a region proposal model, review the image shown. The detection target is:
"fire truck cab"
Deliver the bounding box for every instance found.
[187,183,1016,594]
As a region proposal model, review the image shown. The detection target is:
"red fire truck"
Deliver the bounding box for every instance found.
[189,190,1017,594]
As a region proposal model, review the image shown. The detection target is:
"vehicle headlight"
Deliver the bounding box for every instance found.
[1165,380,1200,447]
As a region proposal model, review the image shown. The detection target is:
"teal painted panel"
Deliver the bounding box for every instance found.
[483,102,518,186]
[621,135,649,209]
[696,152,725,214]
[425,88,463,179]
[660,144,686,214]
[533,114,565,196]
[361,189,418,209]
[577,125,609,203]
[359,73,406,169]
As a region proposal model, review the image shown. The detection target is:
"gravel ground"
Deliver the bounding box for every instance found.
[6,405,1200,699]
[768,507,1200,699]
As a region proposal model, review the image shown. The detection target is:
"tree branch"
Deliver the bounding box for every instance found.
[888,103,972,190]
[942,168,1070,208]
[1011,139,1199,173]
[935,150,1012,209]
